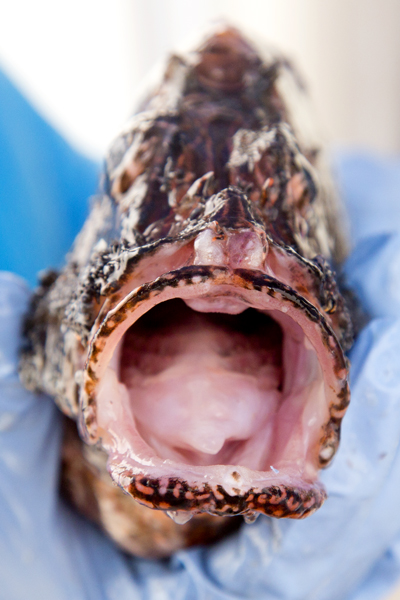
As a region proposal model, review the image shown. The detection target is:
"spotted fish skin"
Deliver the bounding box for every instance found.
[20,27,353,558]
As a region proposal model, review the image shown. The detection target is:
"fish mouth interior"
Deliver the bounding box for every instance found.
[95,288,328,486]
[120,300,285,469]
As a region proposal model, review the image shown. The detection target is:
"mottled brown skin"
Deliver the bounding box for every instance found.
[20,27,353,557]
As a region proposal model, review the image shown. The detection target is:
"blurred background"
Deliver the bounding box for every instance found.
[0,0,399,159]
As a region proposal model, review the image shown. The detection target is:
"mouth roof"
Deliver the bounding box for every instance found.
[80,265,349,520]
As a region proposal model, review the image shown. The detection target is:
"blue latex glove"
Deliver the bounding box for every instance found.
[0,70,99,286]
[2,71,400,599]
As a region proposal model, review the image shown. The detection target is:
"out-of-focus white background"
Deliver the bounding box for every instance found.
[0,0,399,158]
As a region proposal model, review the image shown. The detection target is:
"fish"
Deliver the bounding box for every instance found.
[20,26,353,558]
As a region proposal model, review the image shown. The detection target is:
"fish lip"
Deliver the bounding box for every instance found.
[79,264,349,518]
[127,475,327,519]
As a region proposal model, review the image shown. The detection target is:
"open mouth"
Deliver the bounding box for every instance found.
[80,265,349,522]
[120,300,284,469]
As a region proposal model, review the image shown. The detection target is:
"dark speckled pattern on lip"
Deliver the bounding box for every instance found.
[128,475,326,519]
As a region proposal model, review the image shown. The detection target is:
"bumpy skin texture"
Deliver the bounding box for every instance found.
[20,27,352,557]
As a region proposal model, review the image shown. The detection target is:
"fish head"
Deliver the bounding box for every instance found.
[21,26,353,531]
[70,185,351,523]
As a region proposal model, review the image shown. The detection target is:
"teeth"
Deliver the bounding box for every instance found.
[194,229,226,265]
[244,511,259,524]
[228,230,265,269]
[193,227,265,269]
[166,510,193,525]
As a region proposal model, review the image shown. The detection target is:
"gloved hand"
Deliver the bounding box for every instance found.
[0,70,99,286]
[1,71,400,600]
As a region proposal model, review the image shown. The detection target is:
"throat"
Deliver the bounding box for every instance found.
[119,300,283,467]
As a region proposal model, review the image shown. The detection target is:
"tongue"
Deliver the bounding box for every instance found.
[119,300,283,465]
[124,364,281,460]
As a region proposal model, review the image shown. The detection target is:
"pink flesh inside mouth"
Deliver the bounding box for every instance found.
[89,277,335,510]
[120,301,285,469]
[81,230,348,519]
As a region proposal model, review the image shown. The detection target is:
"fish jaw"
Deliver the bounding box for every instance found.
[79,262,349,521]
